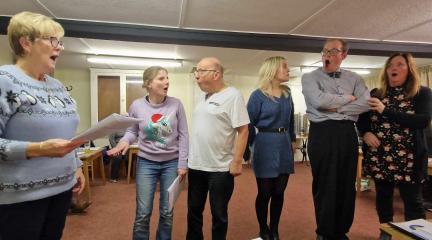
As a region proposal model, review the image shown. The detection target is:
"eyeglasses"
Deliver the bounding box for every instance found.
[40,36,64,48]
[192,68,218,76]
[321,48,343,56]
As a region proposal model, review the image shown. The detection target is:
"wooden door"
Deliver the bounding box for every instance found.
[98,76,120,121]
[126,82,146,111]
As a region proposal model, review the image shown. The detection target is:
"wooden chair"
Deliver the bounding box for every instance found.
[127,145,139,184]
[87,161,95,182]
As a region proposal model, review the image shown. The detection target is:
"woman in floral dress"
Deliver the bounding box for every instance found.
[357,53,432,224]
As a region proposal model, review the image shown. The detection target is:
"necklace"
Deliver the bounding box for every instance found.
[41,75,53,96]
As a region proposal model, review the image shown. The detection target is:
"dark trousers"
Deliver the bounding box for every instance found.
[307,120,358,239]
[187,169,234,240]
[111,155,127,180]
[0,189,72,240]
[375,180,425,223]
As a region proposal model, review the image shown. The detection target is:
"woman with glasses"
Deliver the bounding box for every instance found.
[108,66,188,240]
[357,53,432,226]
[246,56,296,240]
[0,12,85,239]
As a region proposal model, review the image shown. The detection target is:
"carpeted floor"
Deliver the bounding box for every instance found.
[62,162,430,240]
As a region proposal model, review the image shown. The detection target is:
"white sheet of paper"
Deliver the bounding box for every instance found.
[167,176,185,211]
[389,219,432,240]
[71,113,143,142]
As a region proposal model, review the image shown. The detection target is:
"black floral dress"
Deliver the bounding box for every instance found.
[363,87,415,183]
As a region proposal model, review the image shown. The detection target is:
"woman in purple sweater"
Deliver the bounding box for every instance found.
[108,66,189,240]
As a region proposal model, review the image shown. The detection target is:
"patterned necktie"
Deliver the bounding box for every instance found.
[327,72,341,78]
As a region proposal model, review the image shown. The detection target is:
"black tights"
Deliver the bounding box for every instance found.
[255,174,289,234]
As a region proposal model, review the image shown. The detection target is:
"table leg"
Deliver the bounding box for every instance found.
[127,150,133,184]
[82,162,91,200]
[356,154,363,192]
[98,155,106,185]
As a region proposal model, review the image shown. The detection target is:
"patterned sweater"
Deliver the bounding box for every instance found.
[0,65,81,204]
[121,96,189,169]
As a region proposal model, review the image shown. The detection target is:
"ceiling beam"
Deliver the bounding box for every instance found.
[1,16,432,58]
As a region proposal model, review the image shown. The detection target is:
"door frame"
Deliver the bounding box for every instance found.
[90,68,143,125]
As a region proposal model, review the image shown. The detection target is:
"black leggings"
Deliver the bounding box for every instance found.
[375,180,425,223]
[255,174,289,233]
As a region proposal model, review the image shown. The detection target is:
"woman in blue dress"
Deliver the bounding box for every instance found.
[246,56,296,240]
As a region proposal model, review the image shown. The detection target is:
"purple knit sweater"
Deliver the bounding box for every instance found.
[121,96,189,169]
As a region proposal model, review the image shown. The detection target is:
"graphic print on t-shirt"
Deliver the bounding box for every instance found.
[144,113,172,148]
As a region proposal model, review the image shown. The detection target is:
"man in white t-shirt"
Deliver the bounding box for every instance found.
[187,57,250,240]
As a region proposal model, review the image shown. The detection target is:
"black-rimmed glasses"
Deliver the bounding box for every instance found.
[321,48,342,56]
[40,36,64,48]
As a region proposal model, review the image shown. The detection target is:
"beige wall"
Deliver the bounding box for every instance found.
[0,51,13,65]
[228,74,257,103]
[54,68,91,133]
[288,81,307,114]
[229,74,307,114]
[166,73,192,122]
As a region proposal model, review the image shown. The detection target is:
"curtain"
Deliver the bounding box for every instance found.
[418,65,432,88]
[363,69,381,90]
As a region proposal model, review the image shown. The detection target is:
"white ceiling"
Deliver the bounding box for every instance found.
[1,0,432,76]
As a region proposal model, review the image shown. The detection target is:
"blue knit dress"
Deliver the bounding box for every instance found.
[247,89,295,178]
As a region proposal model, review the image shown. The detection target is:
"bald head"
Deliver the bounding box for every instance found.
[198,57,224,75]
[195,57,226,94]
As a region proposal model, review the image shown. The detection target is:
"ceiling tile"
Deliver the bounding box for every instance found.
[385,21,432,44]
[292,0,432,41]
[0,0,50,16]
[39,0,182,27]
[183,0,329,33]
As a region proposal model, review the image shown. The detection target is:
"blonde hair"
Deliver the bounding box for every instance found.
[7,11,64,57]
[376,53,420,99]
[142,66,168,89]
[257,56,290,99]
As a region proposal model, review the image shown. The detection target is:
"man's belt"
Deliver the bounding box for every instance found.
[258,127,287,133]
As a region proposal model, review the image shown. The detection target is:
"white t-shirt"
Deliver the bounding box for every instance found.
[189,87,250,172]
